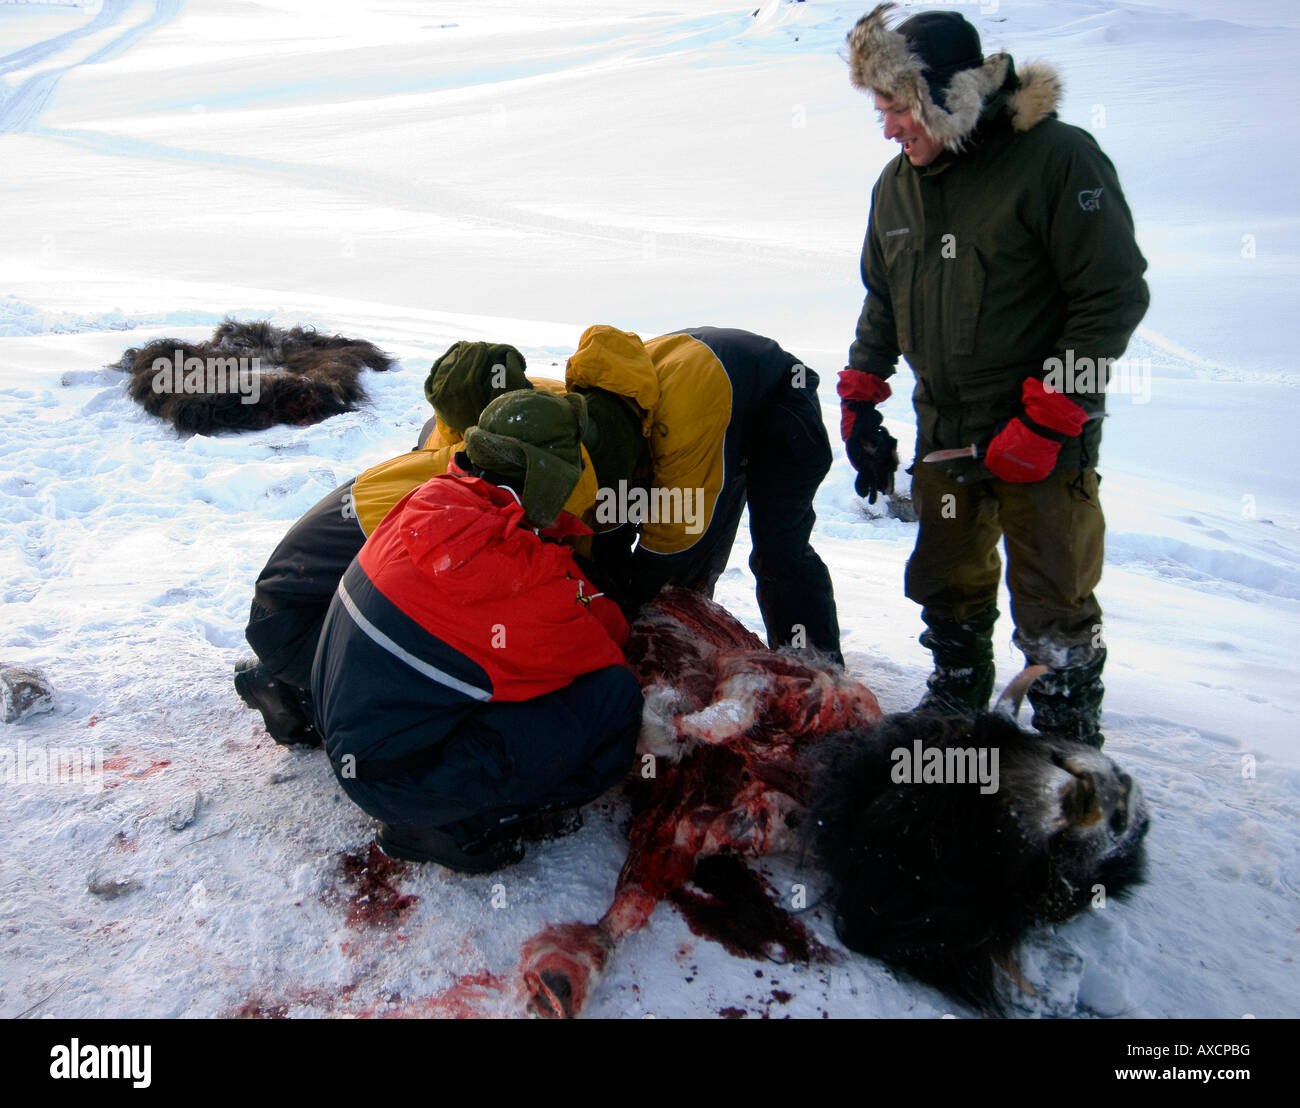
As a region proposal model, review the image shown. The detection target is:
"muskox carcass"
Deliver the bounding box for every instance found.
[518,589,1149,1017]
[811,702,1149,1013]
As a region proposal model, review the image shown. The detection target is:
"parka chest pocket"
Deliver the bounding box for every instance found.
[942,244,986,357]
[880,228,918,354]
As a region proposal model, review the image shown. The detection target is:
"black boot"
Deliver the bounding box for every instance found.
[502,806,584,844]
[376,823,524,873]
[1015,634,1107,748]
[233,658,321,747]
[380,802,583,873]
[915,607,997,717]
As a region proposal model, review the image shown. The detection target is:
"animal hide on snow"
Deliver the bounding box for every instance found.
[112,318,395,433]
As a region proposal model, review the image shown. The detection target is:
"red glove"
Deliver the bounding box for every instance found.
[837,369,892,441]
[984,378,1090,483]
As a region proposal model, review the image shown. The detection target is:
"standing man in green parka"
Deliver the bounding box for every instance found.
[839,4,1149,747]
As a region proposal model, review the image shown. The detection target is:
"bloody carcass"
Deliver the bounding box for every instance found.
[519,588,882,1017]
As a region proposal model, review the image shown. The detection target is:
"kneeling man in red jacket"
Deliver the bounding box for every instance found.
[312,390,642,872]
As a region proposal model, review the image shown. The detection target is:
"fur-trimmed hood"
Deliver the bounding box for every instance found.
[847,3,1061,153]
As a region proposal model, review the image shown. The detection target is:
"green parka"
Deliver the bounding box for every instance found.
[849,58,1150,477]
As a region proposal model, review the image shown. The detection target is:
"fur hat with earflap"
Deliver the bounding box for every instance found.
[464,390,588,530]
[424,340,531,433]
[847,3,1060,153]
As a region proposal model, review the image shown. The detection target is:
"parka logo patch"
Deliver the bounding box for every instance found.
[885,226,911,237]
[1078,188,1104,212]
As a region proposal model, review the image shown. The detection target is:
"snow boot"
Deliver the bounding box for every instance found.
[914,607,997,717]
[233,658,320,747]
[376,823,524,873]
[505,805,584,844]
[1015,634,1107,749]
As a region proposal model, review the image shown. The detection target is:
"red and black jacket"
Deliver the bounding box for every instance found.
[311,468,628,781]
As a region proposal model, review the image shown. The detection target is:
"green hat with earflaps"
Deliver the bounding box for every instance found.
[464,390,588,528]
[425,341,531,432]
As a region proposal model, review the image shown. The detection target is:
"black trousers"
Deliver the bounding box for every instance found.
[747,381,841,661]
[672,380,842,662]
[336,665,643,834]
[245,478,366,690]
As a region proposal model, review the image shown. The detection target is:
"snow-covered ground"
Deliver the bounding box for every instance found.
[0,0,1296,1019]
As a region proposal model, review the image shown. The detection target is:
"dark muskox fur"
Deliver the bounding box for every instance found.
[113,318,395,434]
[809,710,1149,1014]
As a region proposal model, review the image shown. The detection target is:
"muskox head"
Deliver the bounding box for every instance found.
[809,710,1150,1014]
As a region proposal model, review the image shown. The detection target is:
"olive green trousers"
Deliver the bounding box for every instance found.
[904,465,1105,652]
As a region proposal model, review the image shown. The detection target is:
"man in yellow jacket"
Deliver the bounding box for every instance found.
[567,325,842,665]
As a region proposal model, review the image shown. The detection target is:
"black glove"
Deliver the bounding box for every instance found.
[844,403,899,504]
[576,524,645,621]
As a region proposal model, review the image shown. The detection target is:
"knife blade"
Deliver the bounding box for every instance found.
[921,444,981,463]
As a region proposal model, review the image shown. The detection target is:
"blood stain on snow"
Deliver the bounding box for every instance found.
[231,988,348,1019]
[719,1006,747,1019]
[330,841,419,929]
[143,759,171,776]
[234,973,504,1019]
[667,854,831,965]
[234,999,290,1019]
[367,971,504,1019]
[101,756,173,783]
[233,983,358,1019]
